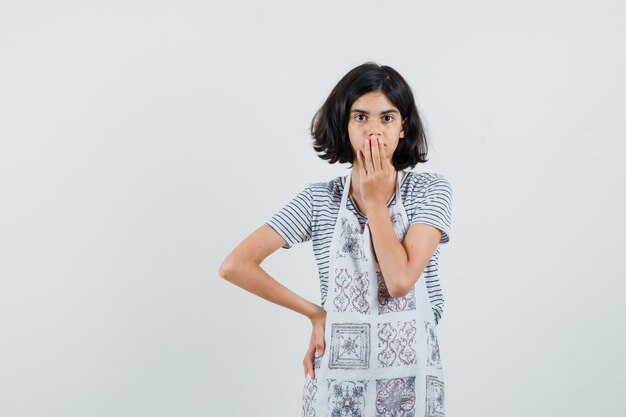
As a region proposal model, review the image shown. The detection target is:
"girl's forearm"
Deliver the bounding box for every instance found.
[221,261,324,320]
[366,202,410,296]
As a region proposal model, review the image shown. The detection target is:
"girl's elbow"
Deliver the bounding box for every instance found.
[218,255,243,280]
[388,280,411,298]
[390,289,411,298]
[218,254,259,281]
[218,258,235,280]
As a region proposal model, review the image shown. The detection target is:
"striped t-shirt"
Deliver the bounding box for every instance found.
[265,170,453,324]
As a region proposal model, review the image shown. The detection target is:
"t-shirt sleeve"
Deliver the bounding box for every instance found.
[410,175,453,244]
[265,185,313,249]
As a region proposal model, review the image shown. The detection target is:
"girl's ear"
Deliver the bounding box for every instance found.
[400,119,406,139]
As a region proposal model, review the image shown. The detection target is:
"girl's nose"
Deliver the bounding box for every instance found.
[366,119,384,135]
[366,128,378,136]
[367,126,382,138]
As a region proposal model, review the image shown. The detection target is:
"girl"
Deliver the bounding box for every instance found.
[219,62,452,416]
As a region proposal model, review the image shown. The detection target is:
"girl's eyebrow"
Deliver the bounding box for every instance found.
[350,109,399,115]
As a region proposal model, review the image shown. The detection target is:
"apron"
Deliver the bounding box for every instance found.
[301,170,445,417]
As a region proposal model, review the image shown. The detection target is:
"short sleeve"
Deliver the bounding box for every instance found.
[410,175,453,244]
[265,185,313,249]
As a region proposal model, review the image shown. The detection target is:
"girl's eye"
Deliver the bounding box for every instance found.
[384,115,394,122]
[355,114,366,121]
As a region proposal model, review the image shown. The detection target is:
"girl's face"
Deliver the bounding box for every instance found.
[347,90,405,166]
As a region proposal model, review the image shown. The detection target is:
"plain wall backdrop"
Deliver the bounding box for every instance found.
[1,0,625,416]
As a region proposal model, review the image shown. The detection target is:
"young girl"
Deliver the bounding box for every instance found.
[219,62,452,416]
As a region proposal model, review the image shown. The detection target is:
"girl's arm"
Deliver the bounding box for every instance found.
[219,224,327,378]
[367,214,442,297]
[358,138,444,298]
[218,224,324,321]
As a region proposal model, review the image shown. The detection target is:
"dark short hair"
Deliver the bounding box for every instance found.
[310,62,429,170]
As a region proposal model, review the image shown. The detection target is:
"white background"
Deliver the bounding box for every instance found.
[1,1,624,416]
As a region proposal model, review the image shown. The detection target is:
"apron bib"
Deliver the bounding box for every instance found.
[302,170,445,417]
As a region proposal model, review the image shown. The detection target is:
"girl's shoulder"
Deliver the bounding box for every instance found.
[402,171,452,205]
[306,175,344,201]
[404,170,450,186]
[404,171,453,203]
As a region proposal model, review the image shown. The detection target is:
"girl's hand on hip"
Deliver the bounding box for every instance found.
[303,307,326,379]
[356,137,396,208]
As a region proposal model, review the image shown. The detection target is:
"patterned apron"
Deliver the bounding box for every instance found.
[302,170,445,417]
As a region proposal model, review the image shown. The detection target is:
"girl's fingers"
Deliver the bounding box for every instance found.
[307,353,313,379]
[304,329,325,379]
[357,149,367,178]
[303,345,314,378]
[370,137,381,172]
[363,139,374,175]
[378,139,388,173]
[309,346,316,379]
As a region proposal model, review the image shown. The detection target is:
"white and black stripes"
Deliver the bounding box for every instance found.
[265,171,452,325]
